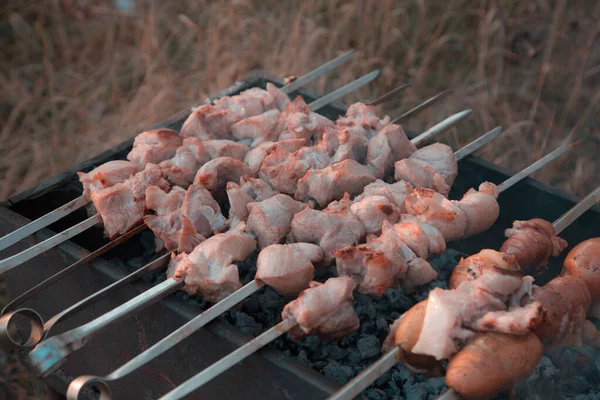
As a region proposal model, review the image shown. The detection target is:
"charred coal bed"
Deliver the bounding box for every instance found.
[3,72,600,400]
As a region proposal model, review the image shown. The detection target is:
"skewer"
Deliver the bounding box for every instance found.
[0,50,355,254]
[367,82,411,106]
[63,123,498,400]
[0,71,381,276]
[25,110,479,378]
[391,90,452,123]
[330,180,599,400]
[0,84,440,353]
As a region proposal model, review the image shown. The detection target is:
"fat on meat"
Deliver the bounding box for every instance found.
[500,218,568,274]
[244,139,306,174]
[260,144,329,195]
[294,159,376,208]
[159,137,210,187]
[166,223,257,303]
[349,195,402,235]
[411,266,543,360]
[367,124,416,179]
[403,188,468,242]
[255,243,323,296]
[127,129,183,166]
[78,160,143,198]
[335,220,437,295]
[455,182,500,238]
[281,276,360,340]
[246,194,307,249]
[203,140,249,161]
[193,157,252,191]
[289,195,366,264]
[90,164,169,239]
[355,179,414,211]
[336,102,390,139]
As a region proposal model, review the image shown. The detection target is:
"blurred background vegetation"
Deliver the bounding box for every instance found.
[0,0,599,398]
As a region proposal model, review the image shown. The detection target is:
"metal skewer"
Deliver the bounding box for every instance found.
[0,71,381,276]
[63,124,498,400]
[391,90,452,124]
[0,51,356,255]
[367,82,411,106]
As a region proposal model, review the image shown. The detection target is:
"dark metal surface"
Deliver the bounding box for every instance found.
[1,70,599,400]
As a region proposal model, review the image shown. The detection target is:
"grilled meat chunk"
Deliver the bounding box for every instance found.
[367,124,416,179]
[159,137,210,187]
[78,160,142,198]
[193,157,252,191]
[127,129,183,166]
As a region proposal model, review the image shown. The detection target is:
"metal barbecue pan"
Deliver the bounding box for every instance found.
[1,70,598,400]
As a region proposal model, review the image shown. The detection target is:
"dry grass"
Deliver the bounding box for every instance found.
[0,0,599,397]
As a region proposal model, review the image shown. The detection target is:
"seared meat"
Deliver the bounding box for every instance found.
[203,140,249,161]
[403,188,468,242]
[394,143,458,197]
[500,218,568,274]
[166,223,257,303]
[449,249,523,290]
[90,164,169,239]
[260,144,329,195]
[193,157,252,191]
[367,124,416,179]
[279,111,334,142]
[389,220,446,260]
[336,102,390,139]
[226,177,277,225]
[230,109,281,145]
[289,195,366,264]
[411,267,543,360]
[246,194,307,249]
[456,182,500,238]
[244,139,306,174]
[330,129,369,165]
[78,161,142,198]
[255,243,323,296]
[144,184,226,253]
[180,84,289,140]
[282,277,360,340]
[295,159,376,207]
[127,129,183,166]
[349,195,401,235]
[334,220,437,295]
[355,179,414,211]
[159,137,210,187]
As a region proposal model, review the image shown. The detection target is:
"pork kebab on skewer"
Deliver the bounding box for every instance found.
[0,91,469,353]
[329,185,600,400]
[0,70,384,275]
[66,143,568,400]
[0,50,357,254]
[52,127,503,399]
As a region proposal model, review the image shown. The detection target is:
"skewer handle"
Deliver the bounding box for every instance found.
[410,109,472,147]
[0,195,90,252]
[553,185,600,234]
[0,214,102,275]
[327,348,401,400]
[310,70,380,112]
[159,318,297,400]
[282,50,355,94]
[26,278,182,377]
[107,279,265,381]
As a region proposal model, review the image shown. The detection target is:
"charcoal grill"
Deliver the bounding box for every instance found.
[1,70,599,400]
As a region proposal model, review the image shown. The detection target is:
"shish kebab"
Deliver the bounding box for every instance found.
[0,90,468,350]
[329,185,600,400]
[0,69,385,274]
[77,146,565,400]
[58,128,506,399]
[0,50,356,253]
[21,108,481,379]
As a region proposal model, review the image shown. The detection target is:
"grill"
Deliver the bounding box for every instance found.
[1,70,599,400]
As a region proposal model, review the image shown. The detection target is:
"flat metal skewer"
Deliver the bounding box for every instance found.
[0,51,355,254]
[367,82,411,106]
[62,121,492,399]
[391,90,452,124]
[410,110,472,147]
[159,317,298,400]
[310,70,380,111]
[553,185,600,234]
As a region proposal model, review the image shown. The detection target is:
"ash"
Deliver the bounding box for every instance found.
[122,237,600,400]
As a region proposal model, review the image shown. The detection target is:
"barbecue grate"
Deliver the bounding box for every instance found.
[1,71,600,400]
